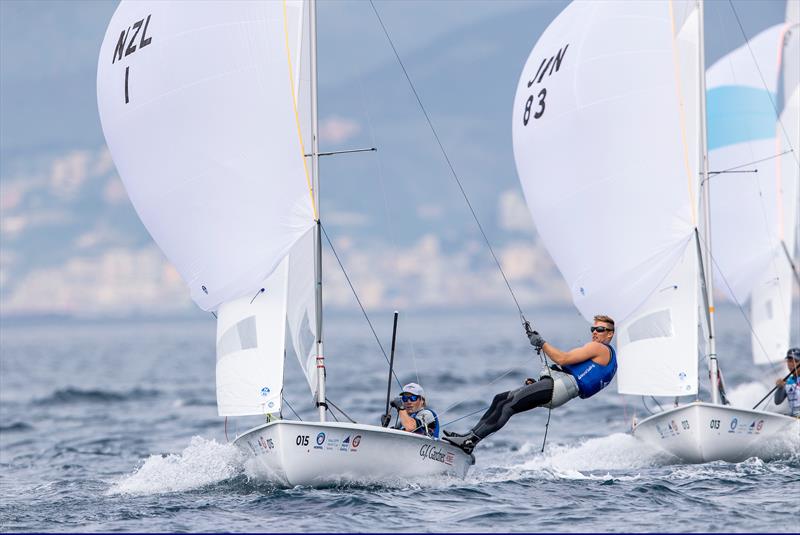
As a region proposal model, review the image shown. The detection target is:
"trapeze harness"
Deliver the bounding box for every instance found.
[561,343,618,398]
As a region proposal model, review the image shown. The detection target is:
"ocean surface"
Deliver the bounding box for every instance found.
[1,307,798,533]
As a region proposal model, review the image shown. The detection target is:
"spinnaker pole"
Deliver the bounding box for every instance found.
[309,0,327,421]
[698,0,721,405]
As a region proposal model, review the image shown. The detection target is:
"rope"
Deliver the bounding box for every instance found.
[353,58,423,388]
[283,396,303,421]
[320,223,403,389]
[727,0,799,167]
[369,0,556,449]
[436,353,538,420]
[326,397,357,423]
[368,0,526,324]
[696,232,784,374]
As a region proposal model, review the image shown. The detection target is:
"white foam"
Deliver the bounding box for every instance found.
[726,381,790,415]
[108,436,244,495]
[482,433,673,481]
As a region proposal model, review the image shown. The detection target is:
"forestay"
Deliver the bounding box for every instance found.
[707,20,799,366]
[512,1,702,396]
[97,0,315,311]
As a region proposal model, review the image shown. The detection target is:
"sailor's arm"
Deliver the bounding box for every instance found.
[544,341,609,366]
[774,384,787,405]
[398,409,418,432]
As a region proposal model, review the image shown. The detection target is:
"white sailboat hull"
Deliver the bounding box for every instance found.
[633,402,799,463]
[234,420,475,486]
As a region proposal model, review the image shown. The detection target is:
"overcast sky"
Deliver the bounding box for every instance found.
[0,0,790,319]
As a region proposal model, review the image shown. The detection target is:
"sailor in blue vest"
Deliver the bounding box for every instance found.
[774,347,800,417]
[444,315,617,453]
[390,382,440,438]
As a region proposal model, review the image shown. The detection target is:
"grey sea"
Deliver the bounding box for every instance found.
[1,307,797,533]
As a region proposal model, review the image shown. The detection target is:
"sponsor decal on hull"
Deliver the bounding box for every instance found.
[655,419,683,439]
[727,417,765,435]
[247,435,276,456]
[419,444,454,466]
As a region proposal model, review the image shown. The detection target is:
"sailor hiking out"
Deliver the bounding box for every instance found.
[443,315,617,453]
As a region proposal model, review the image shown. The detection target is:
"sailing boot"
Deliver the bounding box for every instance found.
[442,430,481,454]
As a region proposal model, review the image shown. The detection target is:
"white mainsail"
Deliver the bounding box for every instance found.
[707,16,799,365]
[512,1,701,396]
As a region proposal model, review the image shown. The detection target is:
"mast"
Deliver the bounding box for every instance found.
[697,0,721,405]
[309,0,327,421]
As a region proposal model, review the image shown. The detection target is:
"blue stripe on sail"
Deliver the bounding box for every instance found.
[706,86,777,150]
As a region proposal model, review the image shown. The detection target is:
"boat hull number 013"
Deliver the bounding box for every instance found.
[522,44,568,125]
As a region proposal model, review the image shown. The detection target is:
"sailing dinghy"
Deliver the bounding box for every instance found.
[97,0,473,486]
[511,0,798,463]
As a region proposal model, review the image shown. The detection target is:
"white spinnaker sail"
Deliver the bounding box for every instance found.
[707,20,799,364]
[512,1,701,396]
[216,259,289,416]
[97,1,315,311]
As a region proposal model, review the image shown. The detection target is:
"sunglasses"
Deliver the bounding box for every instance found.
[590,326,614,333]
[401,394,420,402]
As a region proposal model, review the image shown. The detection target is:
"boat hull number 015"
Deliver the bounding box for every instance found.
[522,44,569,125]
[296,435,309,446]
[709,419,720,429]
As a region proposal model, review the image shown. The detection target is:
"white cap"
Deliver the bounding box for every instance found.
[401,382,425,398]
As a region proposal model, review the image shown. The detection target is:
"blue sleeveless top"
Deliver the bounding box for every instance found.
[563,343,617,399]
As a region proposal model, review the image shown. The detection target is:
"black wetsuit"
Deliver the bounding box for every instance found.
[469,377,554,440]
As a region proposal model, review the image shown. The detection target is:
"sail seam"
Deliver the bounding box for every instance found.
[282,0,317,220]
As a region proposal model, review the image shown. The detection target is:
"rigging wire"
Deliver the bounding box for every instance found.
[368,0,527,326]
[368,1,555,449]
[706,149,795,179]
[703,2,795,376]
[436,354,537,420]
[696,232,785,377]
[320,222,403,389]
[353,56,423,387]
[283,396,303,421]
[727,0,799,167]
[326,397,357,423]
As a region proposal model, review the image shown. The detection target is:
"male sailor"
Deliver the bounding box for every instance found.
[774,347,800,417]
[390,383,440,438]
[443,315,617,453]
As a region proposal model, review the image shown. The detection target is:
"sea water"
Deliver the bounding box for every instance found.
[1,308,797,532]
